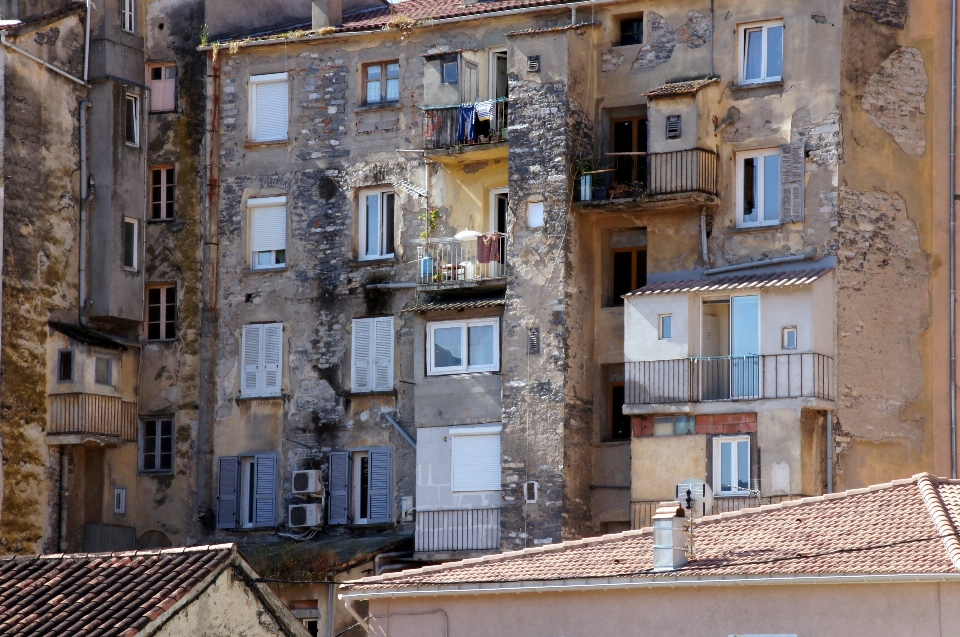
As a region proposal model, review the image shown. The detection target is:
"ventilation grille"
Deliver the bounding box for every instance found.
[527,327,541,354]
[114,486,127,516]
[527,55,541,73]
[666,115,681,139]
[290,505,308,527]
[293,472,309,492]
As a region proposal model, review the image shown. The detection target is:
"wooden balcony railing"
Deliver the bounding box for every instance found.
[48,393,137,441]
[422,99,508,151]
[415,508,500,552]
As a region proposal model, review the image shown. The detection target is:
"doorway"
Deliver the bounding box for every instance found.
[700,296,759,400]
[352,450,370,524]
[612,116,648,187]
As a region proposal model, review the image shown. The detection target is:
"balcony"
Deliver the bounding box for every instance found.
[575,148,719,205]
[417,233,507,289]
[47,393,138,443]
[415,508,500,554]
[421,99,508,152]
[631,495,801,529]
[624,353,835,408]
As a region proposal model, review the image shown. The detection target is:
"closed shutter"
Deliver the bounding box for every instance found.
[252,76,289,142]
[150,76,175,112]
[216,456,239,529]
[373,317,394,391]
[262,324,283,395]
[452,432,501,491]
[241,325,262,396]
[351,319,373,392]
[367,447,393,523]
[250,204,287,253]
[780,142,805,223]
[327,451,350,525]
[252,452,278,528]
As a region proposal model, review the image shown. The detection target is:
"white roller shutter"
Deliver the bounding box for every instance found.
[251,74,289,142]
[451,427,502,492]
[250,202,287,253]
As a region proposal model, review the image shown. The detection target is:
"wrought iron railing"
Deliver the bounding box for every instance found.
[47,393,138,441]
[631,495,801,529]
[624,353,835,405]
[576,148,718,201]
[417,233,507,285]
[422,98,509,150]
[415,508,500,552]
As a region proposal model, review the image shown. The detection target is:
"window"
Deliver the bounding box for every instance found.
[113,486,127,516]
[147,285,177,340]
[653,415,695,436]
[250,73,289,142]
[427,317,500,375]
[618,16,643,46]
[665,114,681,139]
[364,61,400,104]
[451,426,502,492]
[248,197,287,269]
[659,315,673,340]
[216,453,278,529]
[304,620,319,637]
[359,189,395,259]
[490,189,508,234]
[123,217,138,270]
[523,481,539,503]
[326,448,393,525]
[121,0,135,33]
[148,64,176,112]
[95,356,113,386]
[241,323,283,397]
[782,326,797,350]
[739,20,784,84]
[140,419,173,473]
[441,56,458,84]
[57,350,74,382]
[737,149,781,227]
[714,436,751,495]
[612,247,647,305]
[124,94,140,146]
[150,166,175,220]
[610,382,630,440]
[351,317,394,392]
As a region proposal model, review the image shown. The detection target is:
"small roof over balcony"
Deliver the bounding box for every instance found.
[624,268,833,297]
[643,76,719,98]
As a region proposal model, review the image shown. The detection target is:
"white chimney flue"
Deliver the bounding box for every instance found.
[312,0,343,29]
[652,501,688,571]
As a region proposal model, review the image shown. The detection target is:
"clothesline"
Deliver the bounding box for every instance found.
[418,96,510,110]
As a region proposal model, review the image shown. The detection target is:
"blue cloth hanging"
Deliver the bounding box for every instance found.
[457,104,476,143]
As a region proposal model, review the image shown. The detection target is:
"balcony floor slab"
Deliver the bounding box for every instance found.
[623,396,836,416]
[574,191,720,214]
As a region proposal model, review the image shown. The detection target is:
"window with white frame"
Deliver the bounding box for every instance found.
[148,64,177,112]
[428,317,500,375]
[124,94,140,146]
[359,189,395,260]
[123,217,138,270]
[782,326,797,350]
[250,73,289,142]
[249,197,287,269]
[713,435,751,495]
[140,419,173,473]
[364,61,400,104]
[147,285,177,340]
[451,425,502,491]
[241,323,283,397]
[737,148,781,227]
[739,20,783,84]
[121,0,135,33]
[150,166,175,220]
[659,314,673,340]
[351,317,394,392]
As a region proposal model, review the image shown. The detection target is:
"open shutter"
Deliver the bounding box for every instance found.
[367,447,393,524]
[327,452,350,525]
[262,323,283,395]
[241,325,262,396]
[779,142,805,223]
[252,77,289,142]
[373,317,394,391]
[216,456,239,529]
[250,204,287,254]
[252,452,278,528]
[351,319,373,392]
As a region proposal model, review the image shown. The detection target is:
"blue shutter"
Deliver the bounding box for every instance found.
[367,447,393,524]
[216,456,239,529]
[327,452,350,525]
[253,452,278,528]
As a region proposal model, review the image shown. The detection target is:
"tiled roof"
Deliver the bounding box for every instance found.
[342,474,960,593]
[0,545,236,636]
[340,0,572,31]
[623,267,833,297]
[643,77,719,98]
[401,294,506,313]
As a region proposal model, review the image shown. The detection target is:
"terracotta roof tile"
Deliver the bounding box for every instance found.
[643,77,719,98]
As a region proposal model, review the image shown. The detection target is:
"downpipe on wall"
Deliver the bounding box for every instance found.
[951,0,958,479]
[79,100,93,325]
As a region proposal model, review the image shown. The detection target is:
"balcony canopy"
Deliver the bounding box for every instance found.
[624,267,833,298]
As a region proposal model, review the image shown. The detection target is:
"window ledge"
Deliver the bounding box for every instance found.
[242,266,289,275]
[143,338,180,344]
[714,493,752,498]
[235,394,285,404]
[424,371,502,379]
[729,79,784,94]
[138,471,174,478]
[147,218,176,224]
[349,390,397,397]
[356,102,402,113]
[598,439,631,446]
[727,223,783,234]
[244,139,289,149]
[350,257,396,269]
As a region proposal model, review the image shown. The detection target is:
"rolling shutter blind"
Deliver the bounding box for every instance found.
[373,317,394,391]
[367,447,393,523]
[351,319,373,392]
[252,76,289,142]
[250,204,287,253]
[241,325,261,395]
[253,452,278,528]
[327,452,350,525]
[241,323,283,396]
[452,432,501,491]
[262,324,283,395]
[216,456,239,529]
[780,142,805,223]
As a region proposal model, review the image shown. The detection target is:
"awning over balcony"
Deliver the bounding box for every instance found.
[402,294,506,314]
[624,267,833,298]
[643,76,719,98]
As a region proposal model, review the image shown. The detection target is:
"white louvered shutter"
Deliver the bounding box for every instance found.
[352,319,373,392]
[262,323,283,395]
[216,456,239,529]
[241,324,262,396]
[250,204,287,254]
[327,451,350,525]
[253,452,278,528]
[373,317,394,391]
[780,142,805,223]
[252,77,289,142]
[367,447,393,523]
[452,433,501,491]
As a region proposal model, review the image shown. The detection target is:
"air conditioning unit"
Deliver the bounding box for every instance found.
[289,502,323,528]
[292,470,324,495]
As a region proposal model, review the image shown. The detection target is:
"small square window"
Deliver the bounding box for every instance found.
[95,356,113,386]
[364,61,400,105]
[618,17,643,46]
[57,350,74,382]
[442,57,458,84]
[114,486,127,516]
[665,114,681,139]
[148,64,177,112]
[427,318,500,376]
[140,419,174,473]
[782,326,797,350]
[659,314,673,340]
[654,415,695,436]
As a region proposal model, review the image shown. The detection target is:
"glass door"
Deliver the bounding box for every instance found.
[730,295,760,399]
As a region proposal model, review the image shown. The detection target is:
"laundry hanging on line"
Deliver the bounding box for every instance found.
[477,234,501,264]
[456,104,475,143]
[474,100,494,122]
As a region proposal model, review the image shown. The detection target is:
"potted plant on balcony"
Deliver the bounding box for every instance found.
[573,158,594,202]
[419,206,441,280]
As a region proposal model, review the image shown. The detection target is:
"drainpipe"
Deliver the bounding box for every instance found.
[83,0,91,82]
[699,207,708,267]
[826,411,834,493]
[952,0,958,479]
[58,447,69,552]
[0,32,88,86]
[703,248,816,275]
[326,583,335,637]
[79,100,93,324]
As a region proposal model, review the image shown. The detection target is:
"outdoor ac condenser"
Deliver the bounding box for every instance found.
[289,502,323,528]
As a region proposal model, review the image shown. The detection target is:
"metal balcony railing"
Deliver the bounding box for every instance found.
[47,393,138,441]
[415,508,500,552]
[422,98,508,151]
[624,353,835,405]
[576,148,719,201]
[417,233,507,285]
[631,495,801,529]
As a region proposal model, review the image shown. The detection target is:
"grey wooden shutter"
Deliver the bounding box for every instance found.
[216,456,239,529]
[373,317,394,392]
[328,451,350,525]
[780,142,805,223]
[252,452,278,528]
[367,447,393,524]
